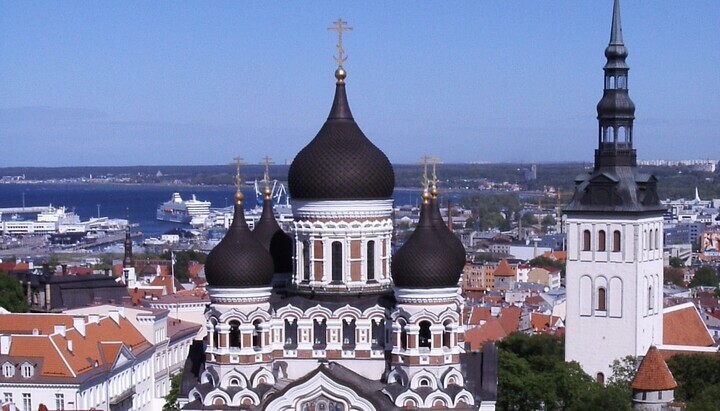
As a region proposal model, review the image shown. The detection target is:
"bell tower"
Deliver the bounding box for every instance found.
[564,0,666,381]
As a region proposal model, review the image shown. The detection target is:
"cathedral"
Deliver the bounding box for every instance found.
[178,21,497,411]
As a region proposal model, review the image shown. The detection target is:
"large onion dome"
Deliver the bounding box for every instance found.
[429,188,467,267]
[288,70,395,200]
[392,193,464,289]
[205,193,274,287]
[252,190,293,273]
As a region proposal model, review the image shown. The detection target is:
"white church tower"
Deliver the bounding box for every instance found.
[565,0,666,381]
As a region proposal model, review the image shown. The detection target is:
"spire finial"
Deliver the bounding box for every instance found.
[430,156,441,198]
[610,0,624,45]
[261,156,274,200]
[419,156,432,203]
[232,156,245,203]
[328,18,352,83]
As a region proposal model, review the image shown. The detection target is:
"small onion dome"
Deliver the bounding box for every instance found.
[392,193,464,289]
[429,192,466,267]
[205,193,274,287]
[252,195,293,273]
[288,74,395,200]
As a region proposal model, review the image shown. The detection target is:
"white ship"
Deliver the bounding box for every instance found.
[156,193,212,224]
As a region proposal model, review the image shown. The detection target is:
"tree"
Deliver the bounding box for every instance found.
[163,371,183,411]
[686,383,720,411]
[0,271,28,313]
[689,266,719,288]
[669,256,686,268]
[541,214,557,228]
[667,354,720,402]
[664,267,686,287]
[607,355,638,397]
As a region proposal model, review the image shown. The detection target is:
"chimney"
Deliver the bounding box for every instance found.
[61,264,67,276]
[45,283,51,311]
[0,335,11,355]
[54,324,66,337]
[88,314,99,324]
[73,316,86,337]
[67,339,73,352]
[117,306,125,318]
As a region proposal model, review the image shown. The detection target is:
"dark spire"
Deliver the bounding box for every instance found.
[252,169,293,274]
[123,225,133,268]
[566,0,663,215]
[596,0,635,169]
[328,69,353,120]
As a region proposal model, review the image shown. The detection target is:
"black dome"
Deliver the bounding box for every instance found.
[392,198,464,289]
[288,82,395,200]
[252,197,293,273]
[205,200,274,288]
[430,196,466,267]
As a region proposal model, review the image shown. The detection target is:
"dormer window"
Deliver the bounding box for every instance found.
[21,362,33,378]
[2,362,14,378]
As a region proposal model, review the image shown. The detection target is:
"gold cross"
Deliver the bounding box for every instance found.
[328,18,352,67]
[260,156,275,188]
[232,156,245,193]
[430,156,442,188]
[419,155,432,190]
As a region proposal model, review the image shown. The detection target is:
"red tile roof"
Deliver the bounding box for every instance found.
[465,318,507,350]
[468,307,492,325]
[493,259,515,277]
[663,304,715,347]
[632,346,677,391]
[499,306,521,334]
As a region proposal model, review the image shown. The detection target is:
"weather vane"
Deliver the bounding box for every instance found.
[232,156,245,194]
[328,18,352,67]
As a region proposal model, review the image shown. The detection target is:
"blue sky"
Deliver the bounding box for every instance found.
[1,1,718,167]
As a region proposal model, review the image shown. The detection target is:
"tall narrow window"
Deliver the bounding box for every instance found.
[252,319,262,349]
[284,318,297,348]
[302,241,310,281]
[598,230,606,251]
[597,287,607,311]
[367,241,375,281]
[229,320,241,348]
[583,230,591,251]
[400,321,408,350]
[419,321,432,349]
[648,285,653,311]
[313,318,327,348]
[331,241,343,282]
[613,230,621,252]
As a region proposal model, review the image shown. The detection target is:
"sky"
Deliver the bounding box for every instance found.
[1,1,719,167]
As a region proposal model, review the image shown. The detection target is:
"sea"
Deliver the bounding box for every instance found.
[0,183,446,239]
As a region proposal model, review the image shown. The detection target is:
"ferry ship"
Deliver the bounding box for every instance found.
[156,193,212,224]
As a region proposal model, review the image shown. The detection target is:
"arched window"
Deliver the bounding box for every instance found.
[366,241,375,281]
[648,285,654,311]
[331,241,343,283]
[284,318,297,347]
[617,126,626,142]
[419,321,432,349]
[371,319,385,348]
[252,319,261,349]
[399,320,408,350]
[597,372,605,384]
[605,127,615,142]
[302,240,310,281]
[583,230,591,251]
[229,320,241,348]
[649,229,654,250]
[613,230,621,252]
[313,318,327,349]
[617,75,626,89]
[597,287,607,311]
[598,230,606,251]
[342,318,356,348]
[443,320,452,348]
[608,76,616,89]
[656,229,661,250]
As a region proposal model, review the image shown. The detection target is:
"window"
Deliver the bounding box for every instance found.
[21,363,33,378]
[648,285,653,311]
[583,230,591,251]
[598,230,606,251]
[302,241,310,281]
[366,241,375,281]
[331,241,343,282]
[400,321,408,350]
[419,321,432,349]
[613,230,621,252]
[3,393,12,404]
[252,319,261,349]
[2,362,13,378]
[22,393,31,411]
[597,287,607,311]
[55,393,65,410]
[229,320,241,348]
